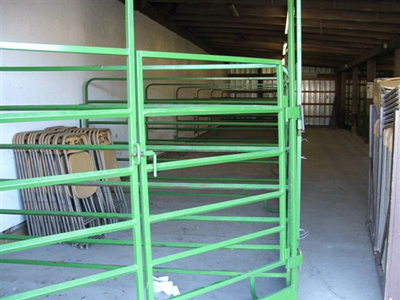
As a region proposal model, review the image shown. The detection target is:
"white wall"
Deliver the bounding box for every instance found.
[0,0,214,231]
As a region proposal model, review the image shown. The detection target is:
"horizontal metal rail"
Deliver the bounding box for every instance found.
[0,41,128,55]
[145,76,277,81]
[0,236,277,251]
[0,265,138,300]
[145,100,277,105]
[150,191,282,223]
[148,126,277,131]
[0,258,127,270]
[154,267,287,279]
[150,159,279,165]
[58,181,280,190]
[152,226,282,266]
[147,150,282,173]
[139,50,282,65]
[149,175,279,182]
[143,105,281,117]
[175,215,280,223]
[0,168,133,191]
[147,145,279,153]
[0,209,131,219]
[0,109,130,123]
[0,144,129,151]
[148,182,280,190]
[0,259,287,279]
[0,220,134,255]
[0,66,126,72]
[169,260,285,300]
[0,105,127,111]
[146,121,279,126]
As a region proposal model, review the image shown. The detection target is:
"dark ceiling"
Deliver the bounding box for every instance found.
[130,0,400,71]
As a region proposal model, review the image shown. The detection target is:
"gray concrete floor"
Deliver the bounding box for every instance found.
[0,128,381,299]
[298,128,381,300]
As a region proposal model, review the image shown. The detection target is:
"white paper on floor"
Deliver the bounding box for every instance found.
[153,276,180,297]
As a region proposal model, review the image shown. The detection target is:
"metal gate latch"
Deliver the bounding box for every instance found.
[142,150,158,177]
[132,143,158,177]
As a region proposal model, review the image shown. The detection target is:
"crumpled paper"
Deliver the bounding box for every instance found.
[153,276,180,297]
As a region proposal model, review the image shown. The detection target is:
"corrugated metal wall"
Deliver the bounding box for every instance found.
[302,67,335,126]
[229,66,337,126]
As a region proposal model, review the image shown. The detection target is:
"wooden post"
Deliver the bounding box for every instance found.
[366,59,376,142]
[330,74,340,128]
[351,66,359,135]
[367,59,376,82]
[339,72,346,128]
[394,48,400,77]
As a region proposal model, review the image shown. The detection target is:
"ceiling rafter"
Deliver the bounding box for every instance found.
[135,0,400,68]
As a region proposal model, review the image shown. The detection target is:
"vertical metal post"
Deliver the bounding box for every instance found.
[277,64,287,264]
[295,0,303,294]
[135,52,155,300]
[125,1,145,299]
[288,0,300,294]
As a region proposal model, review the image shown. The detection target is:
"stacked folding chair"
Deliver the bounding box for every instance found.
[13,126,127,247]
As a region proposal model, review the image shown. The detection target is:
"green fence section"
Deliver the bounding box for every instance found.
[0,0,302,299]
[0,0,146,299]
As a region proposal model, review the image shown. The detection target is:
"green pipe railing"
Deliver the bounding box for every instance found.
[1,0,302,299]
[0,1,146,299]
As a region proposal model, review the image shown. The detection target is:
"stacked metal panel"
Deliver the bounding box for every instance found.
[384,111,400,300]
[13,126,127,240]
[373,78,400,115]
[368,78,400,288]
[382,85,400,128]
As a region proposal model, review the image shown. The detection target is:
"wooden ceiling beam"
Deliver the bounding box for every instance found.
[174,16,400,34]
[197,32,383,47]
[216,48,354,61]
[203,36,375,51]
[148,0,400,13]
[216,50,346,67]
[212,47,280,56]
[175,4,286,17]
[200,34,286,44]
[173,5,400,24]
[191,26,393,45]
[190,26,394,41]
[302,33,384,46]
[211,42,362,57]
[339,36,400,71]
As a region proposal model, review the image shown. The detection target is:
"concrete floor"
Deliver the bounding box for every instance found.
[298,128,381,300]
[0,128,381,299]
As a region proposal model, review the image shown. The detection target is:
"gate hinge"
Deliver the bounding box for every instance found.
[286,252,303,269]
[286,107,302,120]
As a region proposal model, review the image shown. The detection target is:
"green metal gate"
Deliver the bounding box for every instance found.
[0,0,302,299]
[134,50,302,299]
